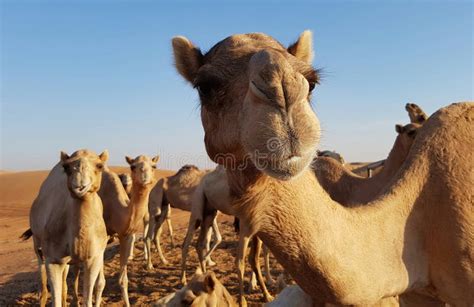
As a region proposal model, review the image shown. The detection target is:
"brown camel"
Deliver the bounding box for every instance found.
[154,269,237,307]
[172,31,473,306]
[180,165,274,302]
[25,149,108,307]
[145,165,214,269]
[314,122,421,205]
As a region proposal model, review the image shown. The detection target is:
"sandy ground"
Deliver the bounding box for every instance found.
[0,168,283,306]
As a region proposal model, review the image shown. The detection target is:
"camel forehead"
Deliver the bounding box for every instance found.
[132,155,153,164]
[65,149,100,164]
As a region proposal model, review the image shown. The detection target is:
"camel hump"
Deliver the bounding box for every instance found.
[20,228,33,241]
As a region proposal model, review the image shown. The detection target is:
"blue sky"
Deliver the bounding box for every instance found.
[1,1,472,171]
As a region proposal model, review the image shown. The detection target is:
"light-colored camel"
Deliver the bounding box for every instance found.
[154,269,237,307]
[145,165,213,269]
[180,165,274,302]
[25,149,108,307]
[314,122,421,205]
[118,173,132,197]
[172,31,473,306]
[97,154,159,307]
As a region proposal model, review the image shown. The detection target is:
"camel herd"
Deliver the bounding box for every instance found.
[20,31,472,307]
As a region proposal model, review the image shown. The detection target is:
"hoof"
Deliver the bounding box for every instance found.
[264,294,274,303]
[205,259,217,267]
[146,264,154,270]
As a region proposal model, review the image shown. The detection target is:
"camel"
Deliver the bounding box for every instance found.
[145,164,213,269]
[95,154,158,307]
[180,165,274,302]
[313,122,421,205]
[316,150,345,164]
[172,31,473,306]
[118,173,132,197]
[154,269,237,307]
[24,149,108,307]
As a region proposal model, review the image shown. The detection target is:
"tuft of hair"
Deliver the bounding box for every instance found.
[20,228,33,241]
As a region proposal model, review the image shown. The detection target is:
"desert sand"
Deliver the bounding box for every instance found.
[0,167,283,306]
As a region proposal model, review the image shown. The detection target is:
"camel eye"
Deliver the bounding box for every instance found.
[96,163,103,170]
[63,164,71,174]
[196,82,213,97]
[152,165,157,169]
[131,165,136,171]
[308,81,316,93]
[407,130,417,137]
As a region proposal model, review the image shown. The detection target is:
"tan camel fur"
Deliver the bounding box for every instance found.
[314,122,421,205]
[154,269,237,307]
[118,173,132,197]
[97,154,159,307]
[180,165,274,302]
[145,165,213,269]
[26,149,108,307]
[172,31,474,306]
[316,150,345,164]
[406,102,428,124]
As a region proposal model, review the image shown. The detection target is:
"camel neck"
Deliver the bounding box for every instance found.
[69,193,104,229]
[126,183,152,234]
[227,160,427,304]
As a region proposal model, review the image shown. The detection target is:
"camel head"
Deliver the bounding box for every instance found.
[316,150,345,164]
[60,149,108,199]
[172,31,321,180]
[126,155,159,187]
[394,123,421,154]
[154,270,236,307]
[118,173,132,194]
[405,103,428,124]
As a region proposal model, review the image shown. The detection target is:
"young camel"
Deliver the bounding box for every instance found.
[180,165,274,302]
[172,31,473,306]
[154,269,237,307]
[97,154,158,307]
[25,149,108,307]
[145,165,215,269]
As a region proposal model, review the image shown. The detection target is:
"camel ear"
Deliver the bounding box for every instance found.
[172,36,203,83]
[125,156,135,165]
[395,124,404,134]
[203,272,217,293]
[60,151,70,163]
[288,30,314,64]
[152,155,160,164]
[99,150,109,163]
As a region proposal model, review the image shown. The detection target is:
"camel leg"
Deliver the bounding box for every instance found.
[143,212,150,260]
[196,213,214,274]
[237,232,251,307]
[119,235,133,307]
[152,207,169,266]
[72,265,80,306]
[82,257,103,307]
[249,237,273,302]
[180,215,198,285]
[248,272,258,293]
[204,223,216,267]
[144,212,155,267]
[35,246,49,307]
[204,214,221,267]
[94,263,106,307]
[262,244,275,286]
[165,205,174,248]
[46,261,67,307]
[61,264,69,306]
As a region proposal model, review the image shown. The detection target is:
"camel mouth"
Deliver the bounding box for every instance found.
[71,182,92,198]
[256,152,314,181]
